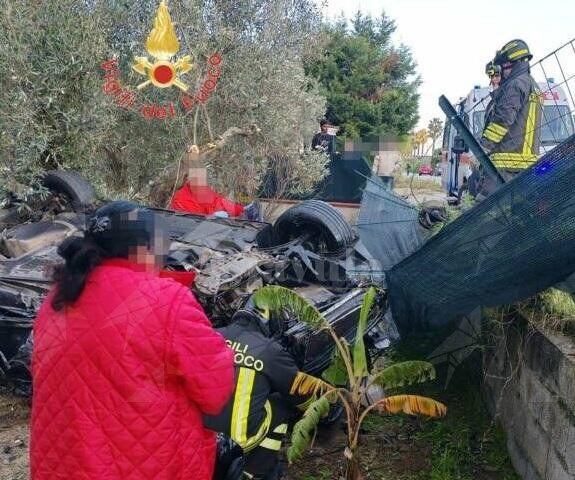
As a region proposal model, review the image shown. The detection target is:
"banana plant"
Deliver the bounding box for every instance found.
[252,285,447,480]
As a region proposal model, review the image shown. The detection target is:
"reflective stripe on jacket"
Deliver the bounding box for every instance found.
[482,61,542,170]
[203,318,311,453]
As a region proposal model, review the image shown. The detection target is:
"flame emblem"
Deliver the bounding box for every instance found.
[132,1,193,91]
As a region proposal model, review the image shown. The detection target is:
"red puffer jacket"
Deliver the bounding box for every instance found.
[170,184,245,217]
[31,259,234,480]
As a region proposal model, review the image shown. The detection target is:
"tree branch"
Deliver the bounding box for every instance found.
[149,124,261,208]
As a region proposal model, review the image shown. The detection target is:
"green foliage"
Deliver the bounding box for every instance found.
[307,11,420,139]
[301,470,334,480]
[322,347,348,386]
[252,285,329,330]
[372,361,436,389]
[389,330,519,480]
[539,287,575,319]
[0,0,327,202]
[360,410,405,433]
[353,286,376,378]
[264,284,446,479]
[416,404,519,480]
[287,397,331,463]
[516,287,575,336]
[0,0,112,193]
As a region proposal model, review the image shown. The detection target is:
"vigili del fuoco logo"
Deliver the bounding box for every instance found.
[101,1,222,120]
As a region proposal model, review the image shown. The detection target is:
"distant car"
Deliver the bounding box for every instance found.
[418,165,434,176]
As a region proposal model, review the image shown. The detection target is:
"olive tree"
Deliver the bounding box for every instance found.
[0,0,328,205]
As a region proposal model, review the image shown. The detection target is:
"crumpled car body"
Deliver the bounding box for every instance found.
[0,200,396,395]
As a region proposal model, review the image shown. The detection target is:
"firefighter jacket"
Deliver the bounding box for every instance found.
[203,316,312,453]
[481,61,542,170]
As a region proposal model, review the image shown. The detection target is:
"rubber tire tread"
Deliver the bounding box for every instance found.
[42,170,96,207]
[272,200,355,251]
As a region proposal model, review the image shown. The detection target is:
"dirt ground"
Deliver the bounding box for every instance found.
[0,389,29,480]
[285,416,433,480]
[0,390,516,480]
[0,408,476,480]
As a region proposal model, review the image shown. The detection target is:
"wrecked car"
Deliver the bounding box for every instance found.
[0,171,395,394]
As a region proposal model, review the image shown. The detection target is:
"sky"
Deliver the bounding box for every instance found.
[317,0,575,129]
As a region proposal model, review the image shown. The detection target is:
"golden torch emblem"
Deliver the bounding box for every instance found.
[132,1,192,91]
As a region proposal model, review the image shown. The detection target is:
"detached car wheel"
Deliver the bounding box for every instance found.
[42,170,96,208]
[272,200,355,252]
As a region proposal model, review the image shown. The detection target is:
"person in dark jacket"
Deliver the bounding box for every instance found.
[311,119,335,153]
[482,61,502,137]
[204,301,323,480]
[485,60,501,91]
[477,39,542,197]
[466,61,502,198]
[481,40,542,175]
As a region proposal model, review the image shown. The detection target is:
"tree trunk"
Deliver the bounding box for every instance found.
[345,408,363,480]
[345,447,363,480]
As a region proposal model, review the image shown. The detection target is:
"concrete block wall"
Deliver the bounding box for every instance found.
[482,320,575,479]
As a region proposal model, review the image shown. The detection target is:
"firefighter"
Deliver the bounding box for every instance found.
[464,60,503,200]
[204,300,322,480]
[480,39,542,189]
[485,60,501,90]
[483,60,502,124]
[467,60,502,199]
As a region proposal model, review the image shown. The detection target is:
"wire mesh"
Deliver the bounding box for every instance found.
[387,133,575,335]
[377,41,575,334]
[463,38,575,158]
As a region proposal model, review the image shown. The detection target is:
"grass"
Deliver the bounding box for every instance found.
[383,330,521,480]
[516,287,575,337]
[393,174,445,193]
[301,470,334,480]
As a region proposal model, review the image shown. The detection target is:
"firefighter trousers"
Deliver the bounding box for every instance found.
[243,395,293,479]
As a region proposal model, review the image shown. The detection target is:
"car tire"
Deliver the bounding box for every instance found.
[272,200,356,252]
[42,170,96,208]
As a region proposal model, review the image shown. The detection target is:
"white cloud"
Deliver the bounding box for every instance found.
[317,0,575,129]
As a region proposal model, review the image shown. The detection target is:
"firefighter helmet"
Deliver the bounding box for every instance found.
[485,61,501,78]
[494,39,533,65]
[233,296,285,338]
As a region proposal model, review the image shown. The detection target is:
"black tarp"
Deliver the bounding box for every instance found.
[387,134,575,335]
[260,152,371,204]
[356,176,428,273]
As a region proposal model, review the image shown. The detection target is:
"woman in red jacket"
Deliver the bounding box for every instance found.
[170,166,245,217]
[31,201,234,480]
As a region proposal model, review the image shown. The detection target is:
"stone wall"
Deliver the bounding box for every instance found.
[482,320,575,480]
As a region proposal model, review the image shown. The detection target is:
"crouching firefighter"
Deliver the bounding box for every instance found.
[478,39,542,197]
[204,300,322,480]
